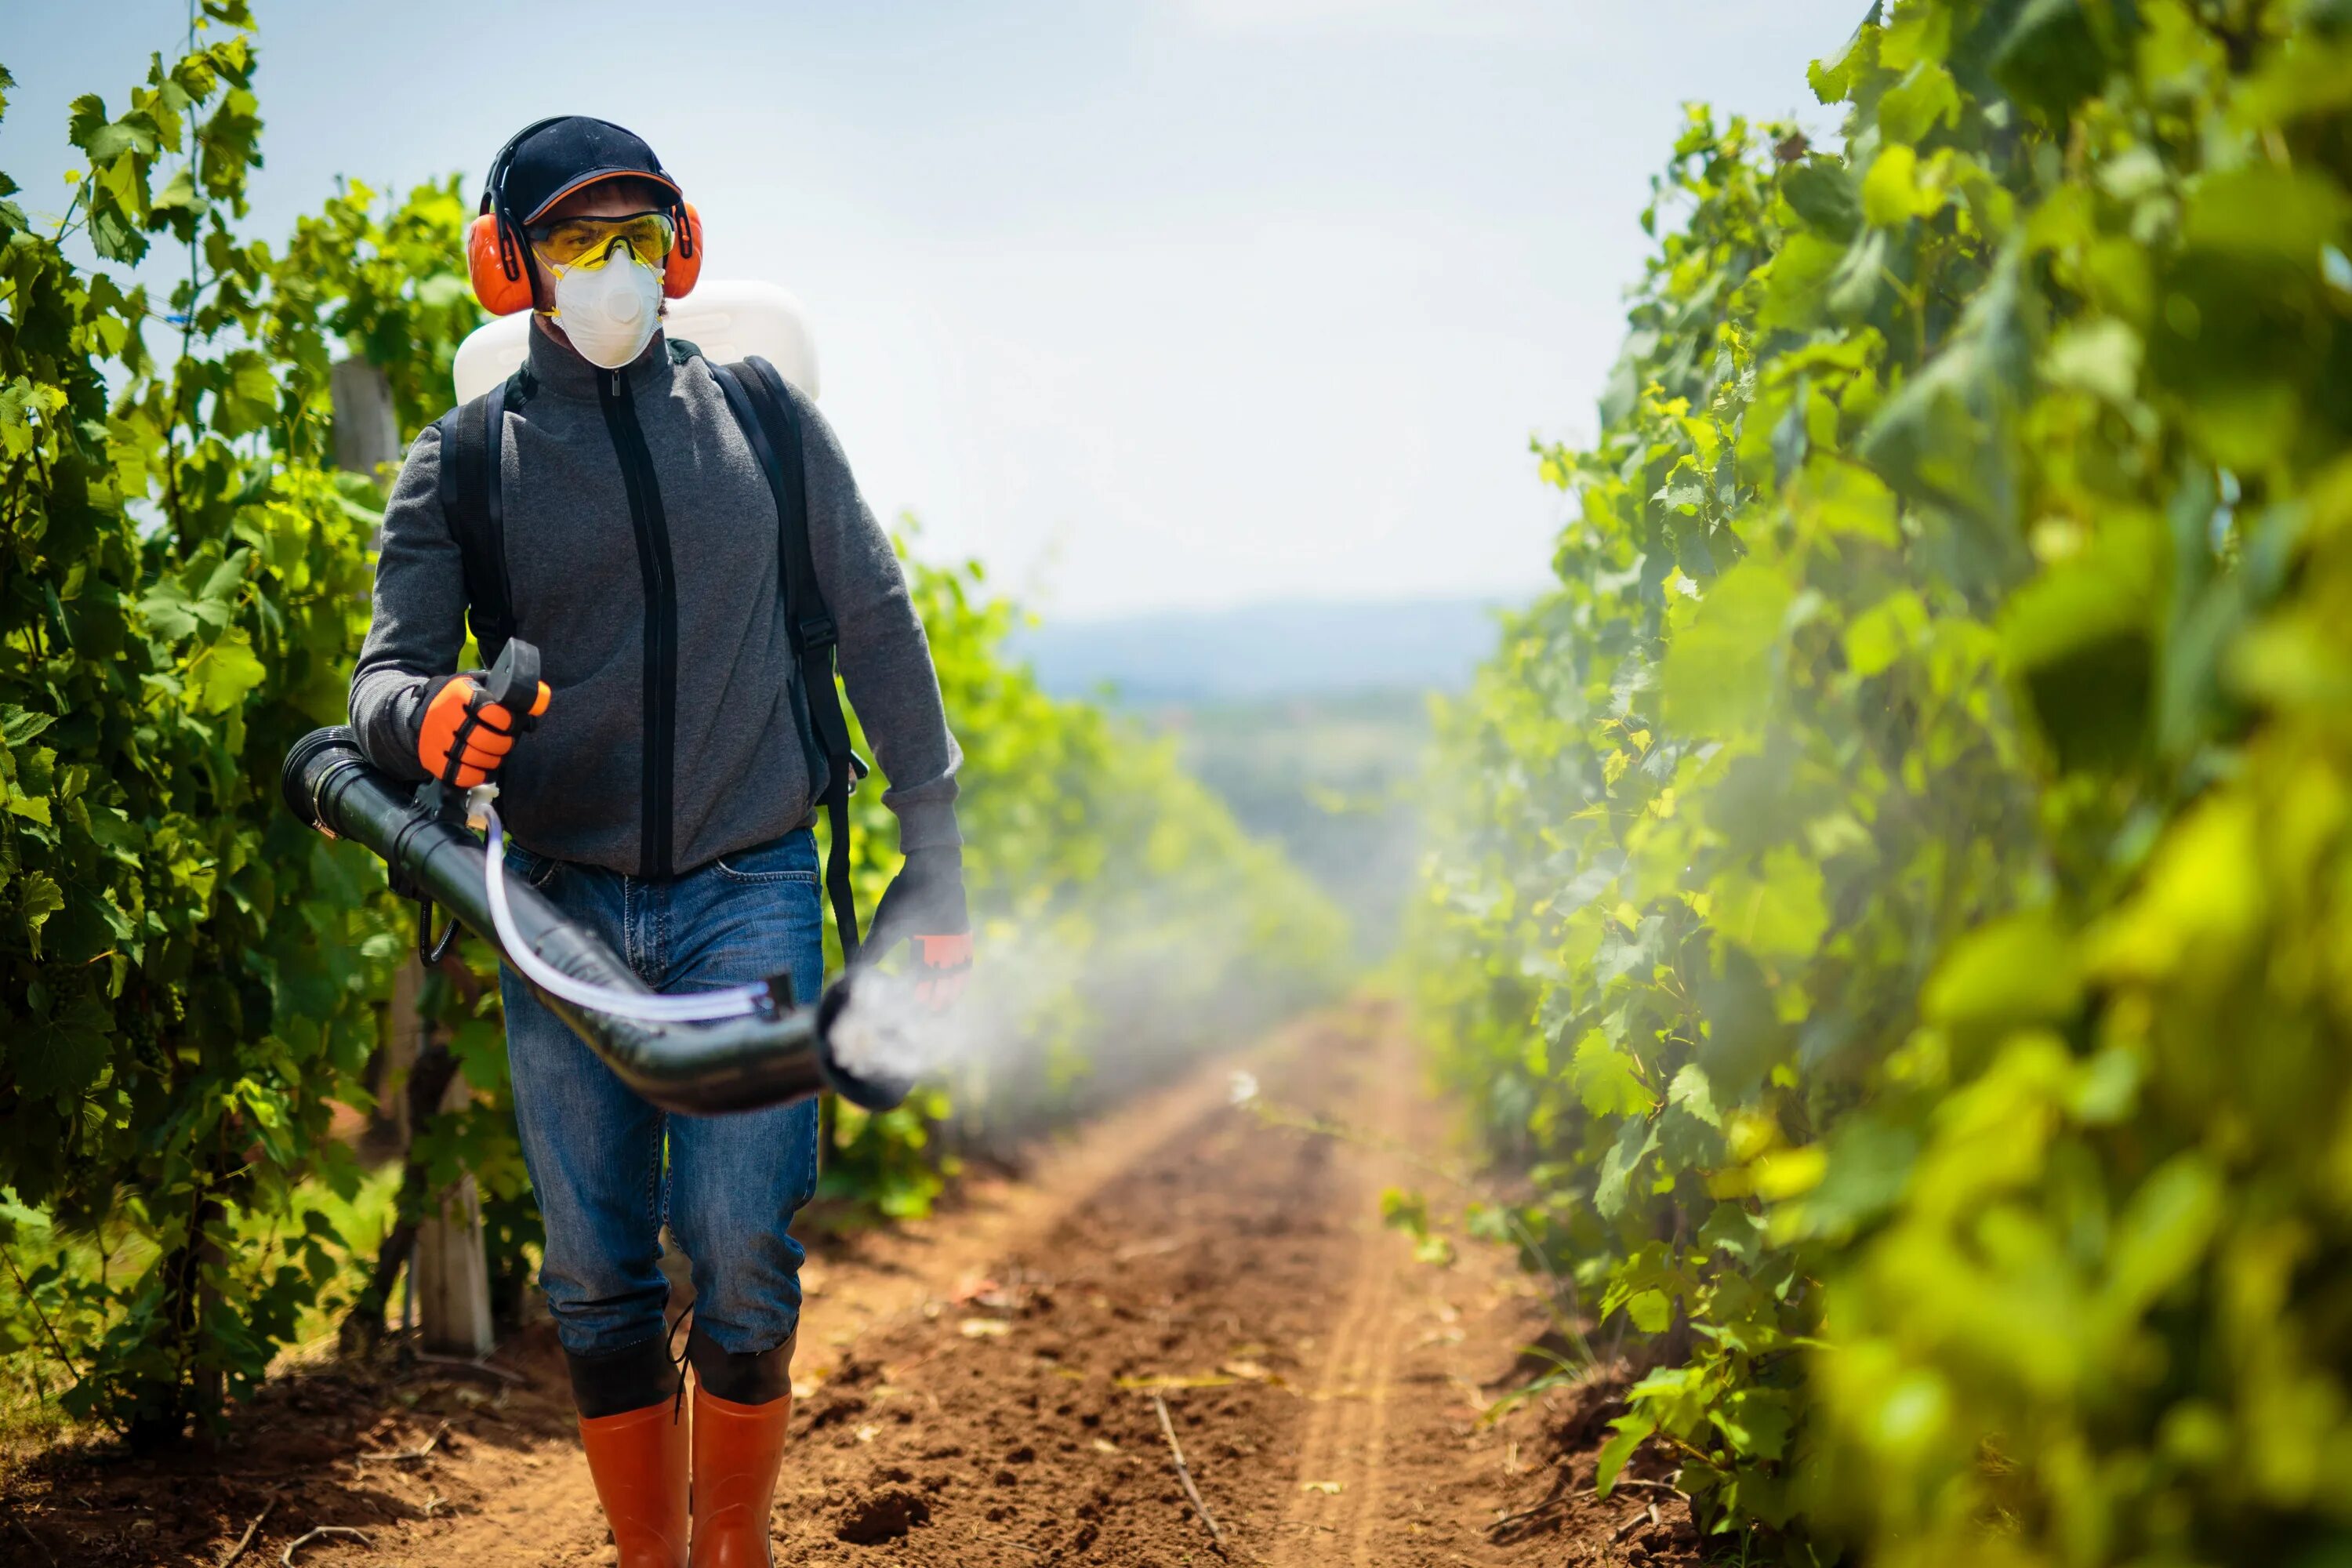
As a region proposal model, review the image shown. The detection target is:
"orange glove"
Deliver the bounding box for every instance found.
[912,934,975,1010]
[865,848,971,1011]
[416,672,551,788]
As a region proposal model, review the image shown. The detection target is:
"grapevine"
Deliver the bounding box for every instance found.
[1419,2,2352,1559]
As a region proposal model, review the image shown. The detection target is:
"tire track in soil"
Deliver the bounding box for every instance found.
[6,999,1704,1568]
[1268,1054,1410,1568]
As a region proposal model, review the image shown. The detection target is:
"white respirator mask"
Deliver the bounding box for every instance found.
[543,241,663,370]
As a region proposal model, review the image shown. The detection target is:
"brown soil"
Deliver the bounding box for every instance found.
[2,1001,1701,1566]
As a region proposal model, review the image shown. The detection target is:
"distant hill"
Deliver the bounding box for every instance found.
[1008,595,1520,956]
[1007,595,1512,705]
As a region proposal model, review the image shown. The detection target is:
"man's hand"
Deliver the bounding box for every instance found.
[864,846,971,1010]
[416,671,552,789]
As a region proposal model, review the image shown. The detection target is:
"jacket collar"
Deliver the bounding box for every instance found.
[524,315,674,402]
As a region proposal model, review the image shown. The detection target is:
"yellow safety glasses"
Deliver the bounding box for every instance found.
[526,211,676,270]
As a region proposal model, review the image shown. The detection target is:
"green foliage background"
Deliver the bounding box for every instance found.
[1417,1,2352,1562]
[1,7,1344,1441]
[0,4,410,1441]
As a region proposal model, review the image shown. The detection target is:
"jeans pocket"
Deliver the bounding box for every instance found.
[711,833,819,885]
[504,843,561,891]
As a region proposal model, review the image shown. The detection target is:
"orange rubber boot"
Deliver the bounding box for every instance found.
[579,1402,691,1568]
[689,1385,793,1566]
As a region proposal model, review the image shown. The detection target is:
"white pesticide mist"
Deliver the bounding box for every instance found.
[822,966,935,1087]
[818,875,1348,1152]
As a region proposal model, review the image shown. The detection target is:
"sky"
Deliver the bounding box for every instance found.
[1,0,1860,619]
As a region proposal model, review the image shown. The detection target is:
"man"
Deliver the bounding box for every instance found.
[350,116,968,1566]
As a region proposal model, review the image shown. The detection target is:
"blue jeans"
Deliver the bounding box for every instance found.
[498,829,823,1363]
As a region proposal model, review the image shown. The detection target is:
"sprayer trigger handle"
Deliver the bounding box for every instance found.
[485,639,543,731]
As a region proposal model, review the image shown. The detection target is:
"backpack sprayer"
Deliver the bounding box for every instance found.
[281,640,909,1117]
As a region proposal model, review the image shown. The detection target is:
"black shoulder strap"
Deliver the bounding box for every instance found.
[436,371,523,668]
[710,356,866,964]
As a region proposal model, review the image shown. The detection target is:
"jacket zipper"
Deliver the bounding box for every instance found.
[597,365,680,880]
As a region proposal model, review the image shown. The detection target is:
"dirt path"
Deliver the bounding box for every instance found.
[5,1001,1699,1566]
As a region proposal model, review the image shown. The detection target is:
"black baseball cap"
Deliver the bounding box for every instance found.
[498,116,682,225]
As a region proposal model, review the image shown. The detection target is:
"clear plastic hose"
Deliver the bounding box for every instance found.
[479,800,773,1023]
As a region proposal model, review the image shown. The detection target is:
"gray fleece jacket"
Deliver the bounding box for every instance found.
[350,322,960,879]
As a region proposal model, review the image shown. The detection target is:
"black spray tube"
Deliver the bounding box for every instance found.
[281,725,912,1117]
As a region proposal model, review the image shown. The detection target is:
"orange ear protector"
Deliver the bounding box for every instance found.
[665,205,704,299]
[466,212,536,316]
[468,116,703,316]
[465,202,702,316]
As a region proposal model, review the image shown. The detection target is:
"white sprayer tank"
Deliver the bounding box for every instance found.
[450,278,821,405]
